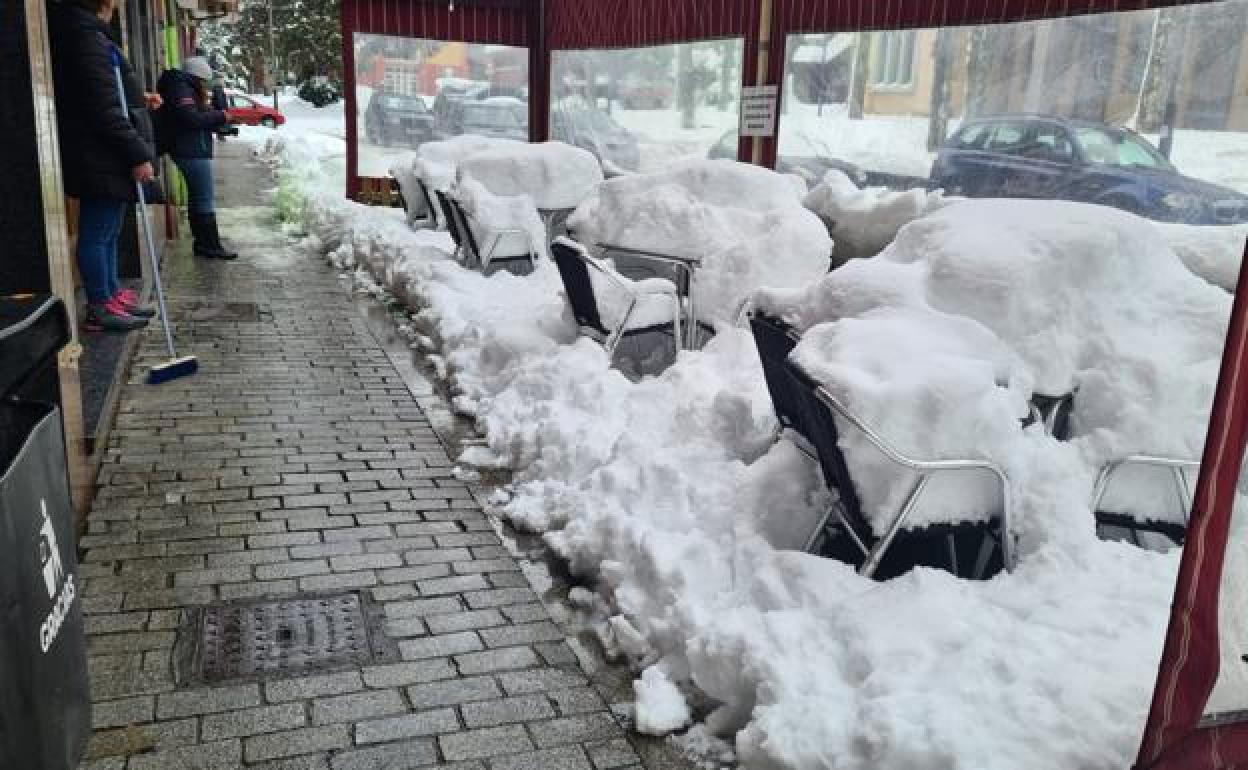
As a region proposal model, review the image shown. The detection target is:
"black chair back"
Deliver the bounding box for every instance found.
[551,240,608,335]
[417,180,438,224]
[750,314,805,432]
[448,198,482,263]
[784,358,867,533]
[436,191,463,249]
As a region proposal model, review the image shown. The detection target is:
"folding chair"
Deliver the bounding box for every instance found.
[447,197,539,276]
[551,238,683,365]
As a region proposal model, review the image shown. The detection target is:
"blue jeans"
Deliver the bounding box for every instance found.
[77,199,126,304]
[174,156,216,215]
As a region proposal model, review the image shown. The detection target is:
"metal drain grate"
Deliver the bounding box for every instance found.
[194,594,381,682]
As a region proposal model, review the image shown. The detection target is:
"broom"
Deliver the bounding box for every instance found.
[110,47,198,384]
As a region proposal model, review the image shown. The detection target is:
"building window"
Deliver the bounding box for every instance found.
[870,30,916,88]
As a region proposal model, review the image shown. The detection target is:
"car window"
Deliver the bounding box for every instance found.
[983,123,1029,154]
[1026,124,1074,162]
[953,124,990,149]
[1074,127,1172,170]
[229,95,252,109]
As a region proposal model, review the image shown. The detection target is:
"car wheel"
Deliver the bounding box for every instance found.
[260,117,277,129]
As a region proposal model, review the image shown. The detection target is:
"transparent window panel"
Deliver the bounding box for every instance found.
[777,0,1248,215]
[1204,485,1248,722]
[550,39,744,174]
[353,34,528,178]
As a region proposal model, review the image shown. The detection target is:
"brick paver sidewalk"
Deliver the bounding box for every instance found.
[77,146,657,770]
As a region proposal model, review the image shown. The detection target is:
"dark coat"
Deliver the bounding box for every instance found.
[157,69,227,159]
[48,3,155,202]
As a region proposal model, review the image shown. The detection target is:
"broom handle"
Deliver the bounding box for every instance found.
[111,49,177,359]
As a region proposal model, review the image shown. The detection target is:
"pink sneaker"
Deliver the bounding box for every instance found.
[112,290,155,318]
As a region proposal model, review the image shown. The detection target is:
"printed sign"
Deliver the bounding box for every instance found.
[739,85,778,138]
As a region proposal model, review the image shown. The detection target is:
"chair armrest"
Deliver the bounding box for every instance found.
[633,277,678,294]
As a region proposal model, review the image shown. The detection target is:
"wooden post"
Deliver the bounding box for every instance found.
[22,0,93,517]
[750,0,772,165]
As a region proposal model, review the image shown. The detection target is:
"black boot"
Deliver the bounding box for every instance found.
[189,212,238,260]
[204,213,239,260]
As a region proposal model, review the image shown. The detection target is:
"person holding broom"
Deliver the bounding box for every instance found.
[48,0,160,332]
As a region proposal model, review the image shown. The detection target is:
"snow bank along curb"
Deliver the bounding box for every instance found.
[247,122,1231,770]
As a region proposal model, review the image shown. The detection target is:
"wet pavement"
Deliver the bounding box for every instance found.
[75,142,702,770]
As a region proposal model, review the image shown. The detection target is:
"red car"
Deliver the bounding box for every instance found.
[224,91,285,128]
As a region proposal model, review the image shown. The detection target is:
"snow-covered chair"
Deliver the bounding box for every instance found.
[750,312,1013,579]
[551,238,683,365]
[444,195,538,276]
[597,242,716,349]
[1031,390,1193,549]
[407,178,439,229]
[1092,456,1196,549]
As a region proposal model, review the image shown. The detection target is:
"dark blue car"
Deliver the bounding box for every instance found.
[930,116,1248,225]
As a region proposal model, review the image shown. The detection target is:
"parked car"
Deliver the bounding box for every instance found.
[930,115,1248,225]
[617,76,673,110]
[458,98,528,141]
[707,130,866,188]
[224,91,285,128]
[551,106,640,172]
[364,91,435,147]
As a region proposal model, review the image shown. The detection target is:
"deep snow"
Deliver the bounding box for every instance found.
[244,110,1239,770]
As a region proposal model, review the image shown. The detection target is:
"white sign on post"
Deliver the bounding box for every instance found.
[739,85,778,138]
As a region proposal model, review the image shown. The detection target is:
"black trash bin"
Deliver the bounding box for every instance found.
[0,294,90,770]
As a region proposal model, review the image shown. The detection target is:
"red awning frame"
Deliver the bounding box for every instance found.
[1135,242,1248,770]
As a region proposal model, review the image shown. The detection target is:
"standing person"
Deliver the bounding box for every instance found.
[48,0,159,332]
[157,57,238,260]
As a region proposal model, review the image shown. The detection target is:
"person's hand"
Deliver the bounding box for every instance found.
[144,92,163,109]
[132,162,155,182]
[225,112,244,124]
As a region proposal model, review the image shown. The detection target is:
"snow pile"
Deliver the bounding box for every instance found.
[760,198,1230,525]
[803,170,955,260]
[456,141,604,210]
[569,159,832,325]
[408,134,523,193]
[249,120,1223,770]
[1156,221,1247,292]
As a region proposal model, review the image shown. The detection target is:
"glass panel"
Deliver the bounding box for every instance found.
[550,39,745,173]
[778,2,1248,211]
[352,33,529,178]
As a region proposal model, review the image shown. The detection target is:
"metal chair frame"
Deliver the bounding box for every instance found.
[551,238,682,364]
[597,242,702,350]
[1029,390,1195,544]
[438,193,539,275]
[1091,454,1198,524]
[810,385,1015,576]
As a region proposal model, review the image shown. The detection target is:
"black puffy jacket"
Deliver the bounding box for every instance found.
[47,3,154,202]
[157,69,227,159]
